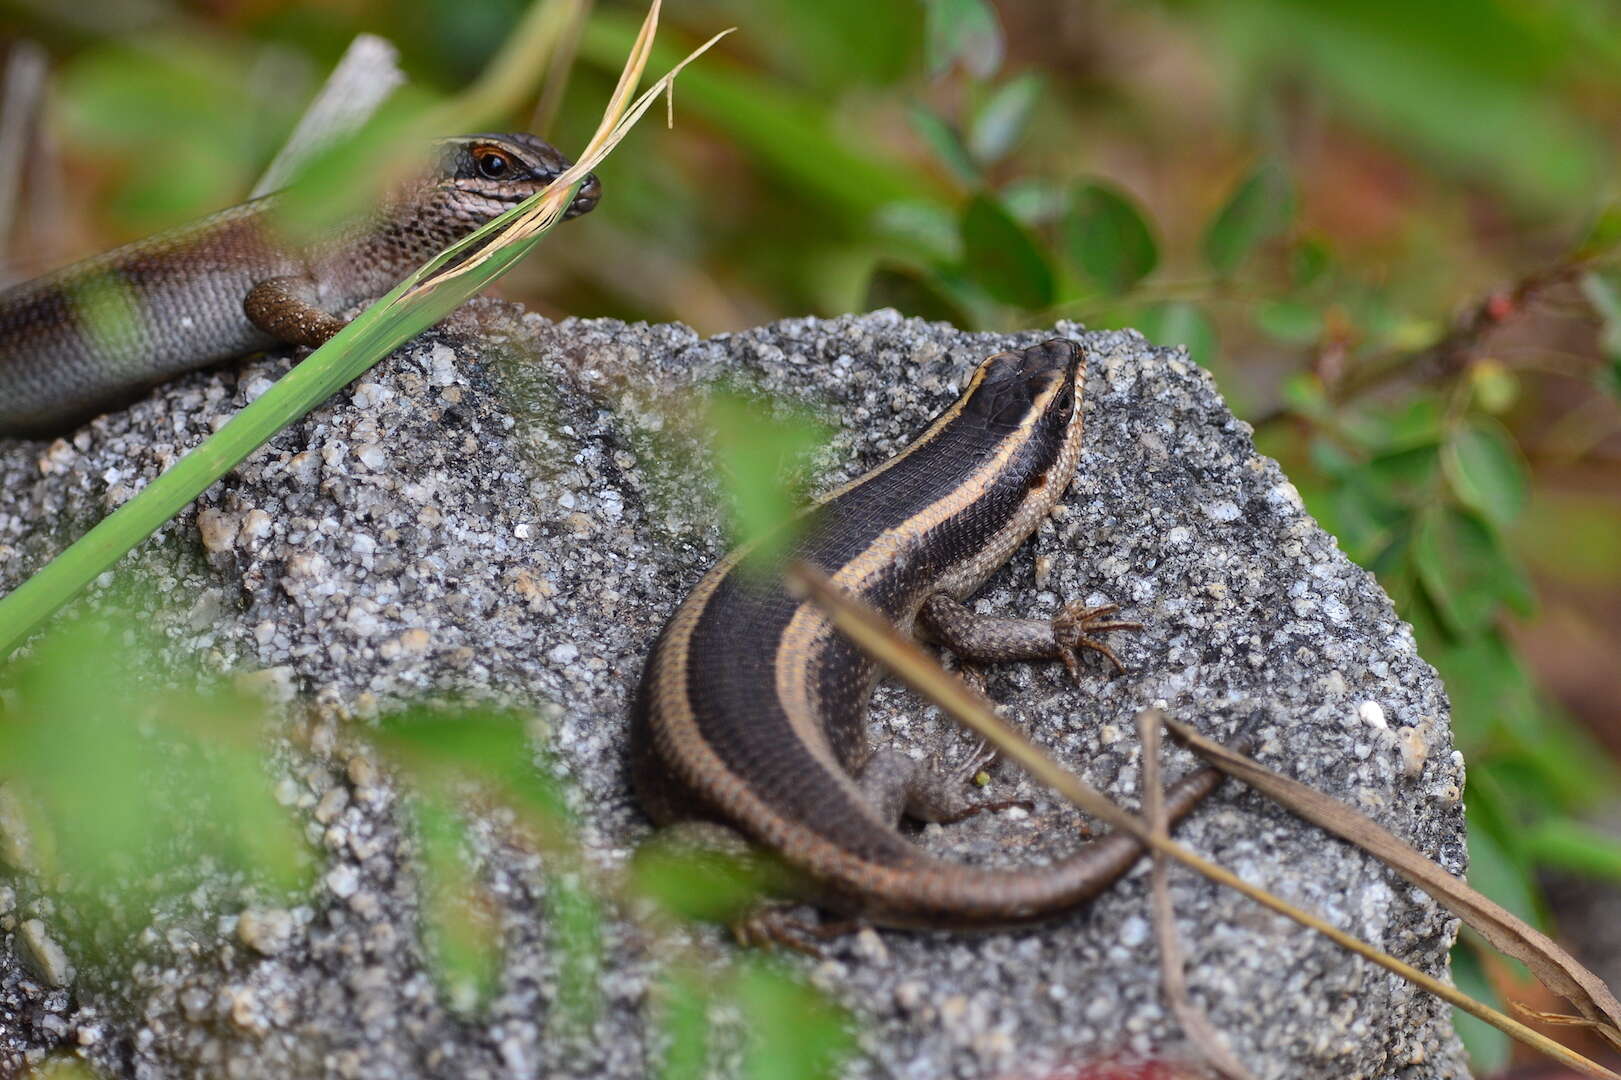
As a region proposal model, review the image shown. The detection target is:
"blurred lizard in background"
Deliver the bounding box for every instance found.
[0,132,599,436]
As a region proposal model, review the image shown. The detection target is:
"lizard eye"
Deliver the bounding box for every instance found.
[1055,385,1074,415]
[474,149,513,180]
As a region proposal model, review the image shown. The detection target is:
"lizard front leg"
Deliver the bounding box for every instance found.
[918,592,1141,680]
[243,275,349,348]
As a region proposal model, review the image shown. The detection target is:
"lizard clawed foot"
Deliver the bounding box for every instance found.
[1052,602,1141,680]
[732,907,866,957]
[933,739,1036,821]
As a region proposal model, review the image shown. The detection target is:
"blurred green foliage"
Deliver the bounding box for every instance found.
[702,384,831,567]
[0,610,852,1078]
[0,610,310,953]
[5,0,1621,1074]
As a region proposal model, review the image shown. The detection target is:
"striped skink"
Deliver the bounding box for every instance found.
[0,132,599,436]
[631,339,1226,931]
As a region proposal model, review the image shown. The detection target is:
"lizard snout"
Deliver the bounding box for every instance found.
[565,172,603,218]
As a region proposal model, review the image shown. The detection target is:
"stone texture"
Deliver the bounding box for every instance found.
[0,304,1469,1078]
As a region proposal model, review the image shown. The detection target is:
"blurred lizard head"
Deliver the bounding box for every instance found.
[434,132,602,221]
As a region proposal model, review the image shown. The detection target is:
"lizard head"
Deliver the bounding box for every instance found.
[962,338,1083,440]
[435,132,602,220]
[954,338,1087,518]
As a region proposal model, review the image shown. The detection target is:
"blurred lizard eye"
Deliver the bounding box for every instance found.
[475,150,512,180]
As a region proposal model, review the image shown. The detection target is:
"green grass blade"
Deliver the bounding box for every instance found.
[0,192,563,657]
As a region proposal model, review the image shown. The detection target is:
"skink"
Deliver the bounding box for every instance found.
[0,132,599,436]
[632,339,1225,930]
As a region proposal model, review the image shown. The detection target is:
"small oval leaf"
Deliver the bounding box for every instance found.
[960,193,1055,309]
[907,104,979,186]
[1443,419,1528,527]
[1414,506,1534,636]
[968,72,1042,164]
[1580,269,1621,358]
[924,0,1004,79]
[1064,181,1158,295]
[1203,161,1294,275]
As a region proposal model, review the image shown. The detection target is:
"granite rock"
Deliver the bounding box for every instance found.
[0,304,1469,1078]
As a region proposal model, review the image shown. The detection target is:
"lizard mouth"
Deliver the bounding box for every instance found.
[479,170,599,218]
[561,172,601,218]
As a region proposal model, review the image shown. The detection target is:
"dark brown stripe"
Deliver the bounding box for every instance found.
[679,373,1070,865]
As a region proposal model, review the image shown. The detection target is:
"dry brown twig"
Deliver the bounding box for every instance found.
[1165,716,1621,1056]
[787,559,1621,1080]
[1141,709,1257,1080]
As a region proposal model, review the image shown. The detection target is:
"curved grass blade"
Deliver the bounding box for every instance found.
[0,5,728,658]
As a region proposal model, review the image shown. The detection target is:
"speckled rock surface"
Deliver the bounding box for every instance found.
[0,305,1470,1079]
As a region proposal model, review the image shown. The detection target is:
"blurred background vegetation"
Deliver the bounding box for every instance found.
[2,0,1620,1075]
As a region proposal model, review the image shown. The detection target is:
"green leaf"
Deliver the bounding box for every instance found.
[1307,435,1357,479]
[272,86,445,243]
[1000,177,1068,225]
[57,35,290,229]
[1341,394,1442,452]
[656,969,713,1080]
[1601,356,1621,401]
[906,104,979,186]
[873,201,963,262]
[1465,804,1541,927]
[1203,161,1294,275]
[0,608,310,953]
[1580,200,1621,258]
[374,705,573,837]
[1387,397,1446,445]
[705,390,832,561]
[1137,302,1217,370]
[864,262,972,328]
[1255,300,1322,345]
[1367,526,1419,612]
[1063,182,1158,294]
[968,72,1042,164]
[1329,476,1406,563]
[924,0,1003,79]
[1414,618,1532,752]
[1580,269,1621,360]
[552,875,604,1030]
[1525,819,1621,882]
[959,193,1055,309]
[1442,419,1528,527]
[1367,442,1440,498]
[630,832,781,925]
[1413,506,1532,636]
[1290,237,1332,288]
[413,797,501,1014]
[739,959,856,1080]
